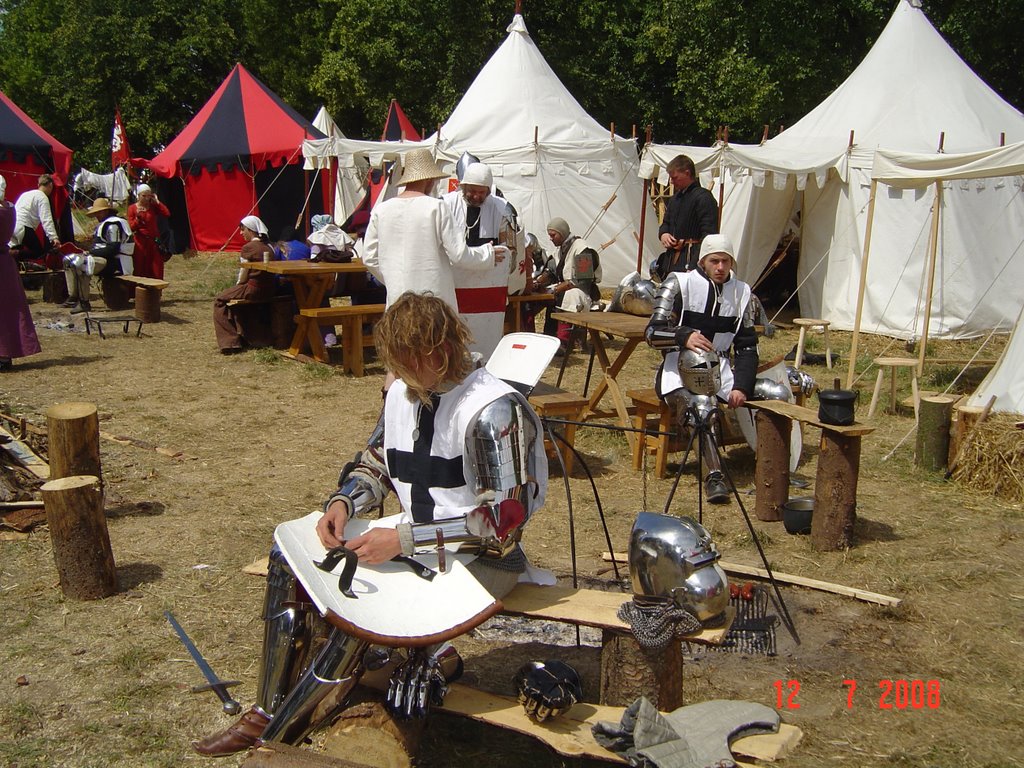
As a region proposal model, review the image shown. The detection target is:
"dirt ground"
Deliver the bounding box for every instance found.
[1,253,1022,768]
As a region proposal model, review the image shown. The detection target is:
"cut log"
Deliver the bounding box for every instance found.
[916,395,957,472]
[134,284,161,323]
[599,629,684,710]
[811,432,860,551]
[41,474,117,599]
[754,410,790,521]
[42,271,69,304]
[241,741,376,768]
[320,701,424,768]
[46,402,102,482]
[101,277,133,310]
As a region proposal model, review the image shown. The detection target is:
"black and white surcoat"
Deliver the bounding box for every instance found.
[652,269,759,401]
[382,367,547,525]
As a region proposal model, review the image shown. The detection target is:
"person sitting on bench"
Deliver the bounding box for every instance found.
[192,292,549,756]
[62,197,134,315]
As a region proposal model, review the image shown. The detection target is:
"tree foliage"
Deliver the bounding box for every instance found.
[0,0,1020,170]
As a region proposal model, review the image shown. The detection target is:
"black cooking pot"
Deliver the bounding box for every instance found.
[817,378,858,425]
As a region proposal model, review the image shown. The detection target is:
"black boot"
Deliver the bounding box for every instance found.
[704,471,731,504]
[70,300,92,315]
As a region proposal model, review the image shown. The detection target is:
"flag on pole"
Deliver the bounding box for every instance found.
[111,107,131,169]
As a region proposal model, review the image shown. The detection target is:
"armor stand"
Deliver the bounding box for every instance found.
[664,399,800,644]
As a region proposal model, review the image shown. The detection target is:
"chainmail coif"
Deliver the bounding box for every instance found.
[617,599,702,649]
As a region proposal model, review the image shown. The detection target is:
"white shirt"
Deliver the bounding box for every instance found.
[11,189,58,244]
[363,195,495,311]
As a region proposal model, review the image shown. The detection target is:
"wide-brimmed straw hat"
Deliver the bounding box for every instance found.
[397,149,447,186]
[85,198,117,217]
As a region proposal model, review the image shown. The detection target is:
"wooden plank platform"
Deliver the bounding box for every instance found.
[500,583,733,645]
[116,275,169,290]
[438,683,802,764]
[747,399,875,436]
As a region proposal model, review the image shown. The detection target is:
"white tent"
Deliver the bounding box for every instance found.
[873,141,1024,415]
[308,107,367,227]
[304,14,660,286]
[640,0,1024,340]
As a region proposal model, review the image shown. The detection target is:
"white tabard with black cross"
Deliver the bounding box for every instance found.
[383,367,547,525]
[657,269,752,401]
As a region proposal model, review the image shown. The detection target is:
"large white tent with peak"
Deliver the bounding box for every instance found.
[640,0,1024,341]
[304,13,660,286]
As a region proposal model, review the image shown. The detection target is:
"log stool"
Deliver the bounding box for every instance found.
[792,318,832,369]
[867,357,920,420]
[528,389,588,475]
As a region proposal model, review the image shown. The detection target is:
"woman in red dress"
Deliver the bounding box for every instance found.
[127,184,170,279]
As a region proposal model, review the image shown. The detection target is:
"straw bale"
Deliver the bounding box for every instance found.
[952,413,1024,503]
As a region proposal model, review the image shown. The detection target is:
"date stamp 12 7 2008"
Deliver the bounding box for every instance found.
[773,679,942,710]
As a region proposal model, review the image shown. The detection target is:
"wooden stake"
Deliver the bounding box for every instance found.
[134,285,160,323]
[45,402,102,482]
[754,410,790,521]
[847,179,879,388]
[636,177,649,273]
[848,130,855,149]
[761,124,769,144]
[41,475,117,600]
[599,630,683,710]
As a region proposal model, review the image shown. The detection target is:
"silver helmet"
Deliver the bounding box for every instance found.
[753,377,792,402]
[678,349,722,396]
[628,512,729,622]
[607,272,658,316]
[455,151,481,182]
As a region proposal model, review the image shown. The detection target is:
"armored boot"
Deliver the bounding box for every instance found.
[700,431,731,504]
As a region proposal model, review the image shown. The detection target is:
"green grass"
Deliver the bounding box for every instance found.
[301,362,336,381]
[252,348,280,365]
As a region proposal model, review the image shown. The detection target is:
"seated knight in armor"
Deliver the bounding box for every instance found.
[193,291,548,757]
[544,217,602,353]
[645,234,758,504]
[62,197,134,314]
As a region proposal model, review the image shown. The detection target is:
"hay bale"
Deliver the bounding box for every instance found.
[952,413,1024,503]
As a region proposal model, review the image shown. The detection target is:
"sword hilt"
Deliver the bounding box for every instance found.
[191,680,242,715]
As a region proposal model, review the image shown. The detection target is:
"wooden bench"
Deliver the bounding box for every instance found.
[227,295,296,349]
[747,400,874,551]
[297,304,385,376]
[528,385,588,475]
[500,582,733,711]
[101,275,170,321]
[627,388,745,479]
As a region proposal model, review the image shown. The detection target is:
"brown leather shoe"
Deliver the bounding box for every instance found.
[191,705,270,757]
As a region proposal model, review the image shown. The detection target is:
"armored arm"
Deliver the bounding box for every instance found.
[405,393,542,559]
[646,274,694,349]
[731,300,760,397]
[322,410,391,519]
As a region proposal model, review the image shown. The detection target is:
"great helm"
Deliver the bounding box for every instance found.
[678,348,722,396]
[628,512,729,622]
[607,272,658,316]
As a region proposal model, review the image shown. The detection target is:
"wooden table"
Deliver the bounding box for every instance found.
[504,292,554,333]
[551,311,649,451]
[244,260,367,363]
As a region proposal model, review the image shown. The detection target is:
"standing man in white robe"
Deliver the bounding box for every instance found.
[443,162,519,361]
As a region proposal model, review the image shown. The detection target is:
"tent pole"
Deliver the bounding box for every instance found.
[635,126,653,273]
[918,181,943,372]
[847,179,878,388]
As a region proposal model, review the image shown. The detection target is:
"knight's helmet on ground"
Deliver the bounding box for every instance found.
[678,348,722,396]
[627,512,729,623]
[607,271,658,316]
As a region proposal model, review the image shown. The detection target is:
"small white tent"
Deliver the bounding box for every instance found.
[304,14,660,286]
[309,107,366,227]
[640,0,1024,340]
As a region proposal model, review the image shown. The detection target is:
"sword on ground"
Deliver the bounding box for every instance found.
[164,610,242,715]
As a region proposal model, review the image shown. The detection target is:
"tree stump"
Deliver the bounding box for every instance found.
[754,410,791,522]
[46,402,102,482]
[811,431,860,551]
[41,474,117,599]
[242,742,376,768]
[598,630,683,710]
[101,277,132,310]
[320,701,424,768]
[916,395,957,472]
[134,285,161,323]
